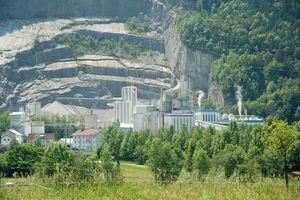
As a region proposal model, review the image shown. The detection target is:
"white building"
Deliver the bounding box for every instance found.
[58,138,73,146]
[133,104,159,132]
[195,110,220,122]
[114,86,137,124]
[1,129,24,145]
[163,81,194,132]
[71,128,103,150]
[9,102,45,137]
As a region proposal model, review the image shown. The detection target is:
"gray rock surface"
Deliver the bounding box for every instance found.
[0,0,220,113]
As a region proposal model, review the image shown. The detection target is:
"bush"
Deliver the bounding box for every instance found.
[5,145,44,177]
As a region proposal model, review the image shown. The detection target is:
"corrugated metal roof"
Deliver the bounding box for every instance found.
[71,128,103,136]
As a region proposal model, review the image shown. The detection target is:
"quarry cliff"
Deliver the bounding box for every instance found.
[0,0,217,112]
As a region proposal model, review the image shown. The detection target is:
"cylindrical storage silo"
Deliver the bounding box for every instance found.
[133,113,144,132]
[85,114,98,129]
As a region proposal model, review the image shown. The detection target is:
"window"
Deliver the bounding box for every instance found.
[4,139,6,141]
[7,139,10,141]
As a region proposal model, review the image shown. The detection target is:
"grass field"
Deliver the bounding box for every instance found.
[1,162,300,200]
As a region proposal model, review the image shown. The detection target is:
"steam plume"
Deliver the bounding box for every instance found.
[197,90,205,109]
[234,85,242,119]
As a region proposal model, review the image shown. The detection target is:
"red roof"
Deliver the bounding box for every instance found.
[27,133,55,140]
[71,128,103,136]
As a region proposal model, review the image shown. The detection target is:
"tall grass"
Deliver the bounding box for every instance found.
[1,163,299,199]
[1,177,299,199]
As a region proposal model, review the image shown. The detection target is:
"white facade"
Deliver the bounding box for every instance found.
[72,128,103,150]
[1,129,24,144]
[72,134,100,150]
[58,138,73,146]
[195,110,220,122]
[164,114,194,132]
[114,86,137,124]
[10,102,45,137]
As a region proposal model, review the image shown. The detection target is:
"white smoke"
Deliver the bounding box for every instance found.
[197,90,205,109]
[234,85,242,119]
[244,108,247,118]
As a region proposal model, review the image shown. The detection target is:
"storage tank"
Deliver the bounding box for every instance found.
[222,114,229,120]
[85,114,98,129]
[35,102,41,118]
[229,113,235,120]
[133,113,144,132]
[30,103,36,116]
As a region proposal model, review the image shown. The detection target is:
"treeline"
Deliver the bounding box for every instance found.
[0,142,119,184]
[32,114,84,140]
[52,33,148,59]
[96,117,300,182]
[175,0,300,123]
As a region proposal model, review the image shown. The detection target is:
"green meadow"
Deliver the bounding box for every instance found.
[1,162,299,200]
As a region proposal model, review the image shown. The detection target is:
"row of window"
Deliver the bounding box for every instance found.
[203,114,216,122]
[74,141,95,144]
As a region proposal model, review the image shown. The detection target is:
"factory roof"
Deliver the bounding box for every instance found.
[195,110,220,113]
[10,112,25,116]
[72,128,103,136]
[7,129,23,136]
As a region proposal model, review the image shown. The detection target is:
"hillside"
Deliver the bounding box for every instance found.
[0,0,215,113]
[175,0,300,123]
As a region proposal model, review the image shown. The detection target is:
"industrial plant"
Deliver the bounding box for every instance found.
[113,82,264,134]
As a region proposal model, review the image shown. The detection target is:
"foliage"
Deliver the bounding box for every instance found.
[56,33,147,59]
[37,142,97,182]
[32,114,84,140]
[126,16,150,34]
[33,134,42,147]
[7,137,19,151]
[0,111,10,135]
[262,120,300,186]
[175,0,300,123]
[192,147,210,179]
[5,145,44,176]
[100,142,122,183]
[147,138,182,184]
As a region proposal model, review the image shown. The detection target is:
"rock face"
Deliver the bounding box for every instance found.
[0,0,218,113]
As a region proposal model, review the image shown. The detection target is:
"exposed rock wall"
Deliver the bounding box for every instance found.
[149,0,216,92]
[0,0,220,112]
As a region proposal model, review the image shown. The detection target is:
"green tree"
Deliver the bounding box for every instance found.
[41,142,70,175]
[5,145,44,176]
[0,111,10,135]
[100,142,122,182]
[147,138,182,184]
[262,120,300,187]
[192,147,210,179]
[7,137,19,151]
[33,134,42,147]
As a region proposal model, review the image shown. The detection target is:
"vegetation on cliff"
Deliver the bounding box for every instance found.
[175,0,300,123]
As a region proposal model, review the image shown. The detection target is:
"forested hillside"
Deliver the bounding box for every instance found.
[175,0,300,123]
